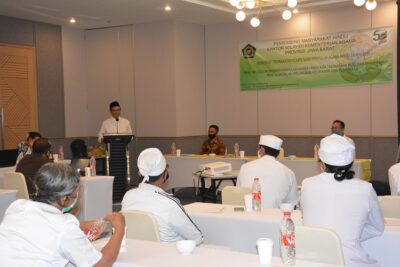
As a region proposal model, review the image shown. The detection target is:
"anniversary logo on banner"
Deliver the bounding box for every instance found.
[240,28,392,91]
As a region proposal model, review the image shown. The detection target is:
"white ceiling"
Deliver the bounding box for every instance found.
[0,0,388,29]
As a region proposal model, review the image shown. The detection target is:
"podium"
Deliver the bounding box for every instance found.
[103,134,133,202]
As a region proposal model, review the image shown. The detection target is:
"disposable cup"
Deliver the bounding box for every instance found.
[176,149,181,157]
[257,238,273,265]
[85,167,91,177]
[240,151,245,158]
[244,194,252,212]
[53,154,59,162]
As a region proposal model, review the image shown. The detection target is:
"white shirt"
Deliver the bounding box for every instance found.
[344,135,355,147]
[0,199,101,267]
[388,163,400,195]
[301,173,384,267]
[122,183,203,245]
[236,155,298,209]
[98,116,132,142]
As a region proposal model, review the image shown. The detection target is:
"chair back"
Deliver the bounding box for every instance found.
[221,186,251,206]
[121,210,160,242]
[3,172,29,199]
[296,225,345,266]
[379,196,400,218]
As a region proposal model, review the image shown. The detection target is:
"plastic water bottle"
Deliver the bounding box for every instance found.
[313,144,319,159]
[234,143,240,158]
[280,203,296,265]
[171,141,177,155]
[252,177,261,211]
[89,156,96,176]
[58,145,64,161]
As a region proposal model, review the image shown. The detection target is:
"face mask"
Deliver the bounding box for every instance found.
[62,197,78,213]
[331,130,341,135]
[208,134,216,139]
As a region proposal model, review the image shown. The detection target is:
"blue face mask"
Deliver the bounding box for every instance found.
[62,197,78,213]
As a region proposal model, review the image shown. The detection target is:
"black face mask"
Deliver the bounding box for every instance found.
[208,134,216,139]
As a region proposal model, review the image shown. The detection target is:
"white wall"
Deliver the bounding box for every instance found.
[62,1,397,138]
[205,1,397,137]
[62,27,88,137]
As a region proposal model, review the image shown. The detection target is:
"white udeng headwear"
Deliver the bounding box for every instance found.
[138,148,166,184]
[319,134,355,166]
[259,135,283,150]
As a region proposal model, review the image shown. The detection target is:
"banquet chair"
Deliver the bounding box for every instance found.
[121,210,160,242]
[3,172,29,199]
[296,225,345,266]
[379,196,400,218]
[221,186,251,206]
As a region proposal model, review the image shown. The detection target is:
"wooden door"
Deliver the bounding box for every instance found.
[0,44,38,149]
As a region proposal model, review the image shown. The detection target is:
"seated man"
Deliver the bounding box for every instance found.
[0,163,125,267]
[16,131,42,164]
[16,138,53,197]
[122,148,203,245]
[237,135,298,209]
[331,119,355,146]
[201,124,226,155]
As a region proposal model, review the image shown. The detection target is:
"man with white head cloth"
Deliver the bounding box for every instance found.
[301,134,384,267]
[122,148,203,245]
[236,135,298,209]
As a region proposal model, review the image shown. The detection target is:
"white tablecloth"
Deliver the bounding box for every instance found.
[165,155,369,190]
[0,189,17,222]
[92,238,341,267]
[185,202,400,267]
[77,175,114,221]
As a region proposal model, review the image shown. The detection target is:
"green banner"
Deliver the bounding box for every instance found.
[240,28,393,91]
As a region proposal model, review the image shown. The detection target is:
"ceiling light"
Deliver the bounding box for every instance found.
[69,18,76,24]
[245,0,256,9]
[365,0,377,11]
[236,11,246,22]
[230,0,240,7]
[282,10,292,21]
[288,0,298,8]
[164,5,171,11]
[250,17,260,28]
[292,9,299,14]
[353,0,366,7]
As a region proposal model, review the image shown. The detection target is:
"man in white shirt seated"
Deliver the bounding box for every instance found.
[236,135,298,209]
[388,162,400,195]
[121,148,203,245]
[331,119,355,147]
[98,101,132,143]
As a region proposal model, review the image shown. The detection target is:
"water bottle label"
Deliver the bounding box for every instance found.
[281,234,295,246]
[252,192,261,200]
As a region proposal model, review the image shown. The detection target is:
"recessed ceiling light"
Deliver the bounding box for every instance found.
[69,18,76,24]
[165,5,171,11]
[292,9,299,14]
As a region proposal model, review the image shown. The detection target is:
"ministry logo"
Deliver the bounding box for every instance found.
[242,44,256,59]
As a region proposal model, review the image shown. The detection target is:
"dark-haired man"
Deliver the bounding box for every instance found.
[122,148,203,245]
[16,138,52,197]
[236,135,298,209]
[98,101,132,143]
[16,131,42,164]
[331,120,355,146]
[200,124,226,155]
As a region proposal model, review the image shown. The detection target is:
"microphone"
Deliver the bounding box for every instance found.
[116,118,119,134]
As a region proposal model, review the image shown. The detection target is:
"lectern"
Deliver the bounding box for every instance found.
[103,134,133,202]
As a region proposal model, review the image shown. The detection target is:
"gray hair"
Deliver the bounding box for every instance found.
[33,163,80,203]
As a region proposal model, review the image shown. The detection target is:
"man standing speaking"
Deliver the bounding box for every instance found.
[98,101,132,143]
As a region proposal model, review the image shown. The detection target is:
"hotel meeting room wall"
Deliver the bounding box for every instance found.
[205,1,397,137]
